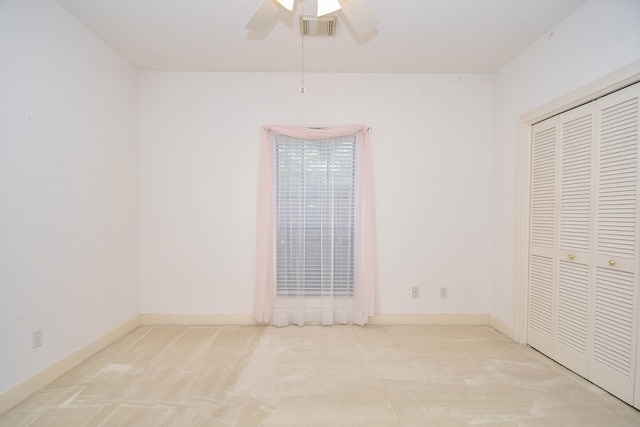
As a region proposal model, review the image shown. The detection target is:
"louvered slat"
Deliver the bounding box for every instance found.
[557,260,589,354]
[593,267,635,376]
[597,98,638,258]
[561,114,592,252]
[529,255,554,335]
[531,127,557,248]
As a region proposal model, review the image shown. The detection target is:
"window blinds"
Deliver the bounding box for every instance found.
[275,135,356,297]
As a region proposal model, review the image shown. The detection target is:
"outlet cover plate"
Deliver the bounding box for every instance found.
[33,329,43,348]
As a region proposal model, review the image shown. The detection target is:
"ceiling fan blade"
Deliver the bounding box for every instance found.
[276,0,295,11]
[339,0,378,36]
[246,0,280,31]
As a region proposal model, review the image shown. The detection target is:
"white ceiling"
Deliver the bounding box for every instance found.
[55,0,587,74]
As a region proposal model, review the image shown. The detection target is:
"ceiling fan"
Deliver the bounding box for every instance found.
[246,0,378,36]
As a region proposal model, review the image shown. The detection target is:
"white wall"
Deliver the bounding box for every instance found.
[138,72,494,316]
[0,0,139,395]
[2,0,636,407]
[491,0,640,329]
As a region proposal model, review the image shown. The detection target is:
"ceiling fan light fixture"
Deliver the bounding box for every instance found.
[317,0,341,17]
[276,0,295,11]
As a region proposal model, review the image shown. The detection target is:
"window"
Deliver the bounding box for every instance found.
[253,125,376,326]
[275,135,356,297]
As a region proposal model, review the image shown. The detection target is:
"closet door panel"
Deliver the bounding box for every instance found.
[529,120,558,355]
[590,84,640,404]
[590,264,635,402]
[529,254,555,352]
[555,106,594,376]
[555,258,590,375]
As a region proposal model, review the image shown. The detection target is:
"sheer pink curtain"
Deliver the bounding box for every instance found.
[253,124,376,326]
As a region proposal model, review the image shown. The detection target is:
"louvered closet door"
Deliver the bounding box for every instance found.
[528,119,558,356]
[589,84,640,404]
[527,82,640,406]
[554,104,595,378]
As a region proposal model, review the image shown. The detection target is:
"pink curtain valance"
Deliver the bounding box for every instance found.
[263,124,370,140]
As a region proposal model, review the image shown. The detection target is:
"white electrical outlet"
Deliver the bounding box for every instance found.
[440,287,448,298]
[33,329,43,348]
[412,287,419,298]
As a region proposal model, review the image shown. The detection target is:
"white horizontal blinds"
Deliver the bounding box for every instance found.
[275,135,356,297]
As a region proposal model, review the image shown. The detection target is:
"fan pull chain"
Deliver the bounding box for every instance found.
[301,39,305,93]
[300,0,305,94]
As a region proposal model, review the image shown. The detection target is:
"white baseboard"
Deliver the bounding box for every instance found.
[140,313,259,326]
[141,313,492,327]
[489,315,515,340]
[368,313,489,325]
[0,316,140,416]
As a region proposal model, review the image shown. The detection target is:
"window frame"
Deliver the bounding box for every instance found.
[274,135,357,298]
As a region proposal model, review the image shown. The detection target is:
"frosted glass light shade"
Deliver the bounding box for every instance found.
[317,0,341,16]
[276,0,295,11]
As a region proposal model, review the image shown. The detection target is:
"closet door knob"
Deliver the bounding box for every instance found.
[568,254,575,260]
[609,260,616,266]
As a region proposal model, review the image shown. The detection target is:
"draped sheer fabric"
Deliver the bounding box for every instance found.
[254,125,376,326]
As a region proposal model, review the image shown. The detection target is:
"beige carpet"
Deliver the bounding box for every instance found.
[1,325,640,426]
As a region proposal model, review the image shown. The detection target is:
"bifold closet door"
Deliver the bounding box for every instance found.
[528,82,640,406]
[588,84,640,404]
[528,103,595,378]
